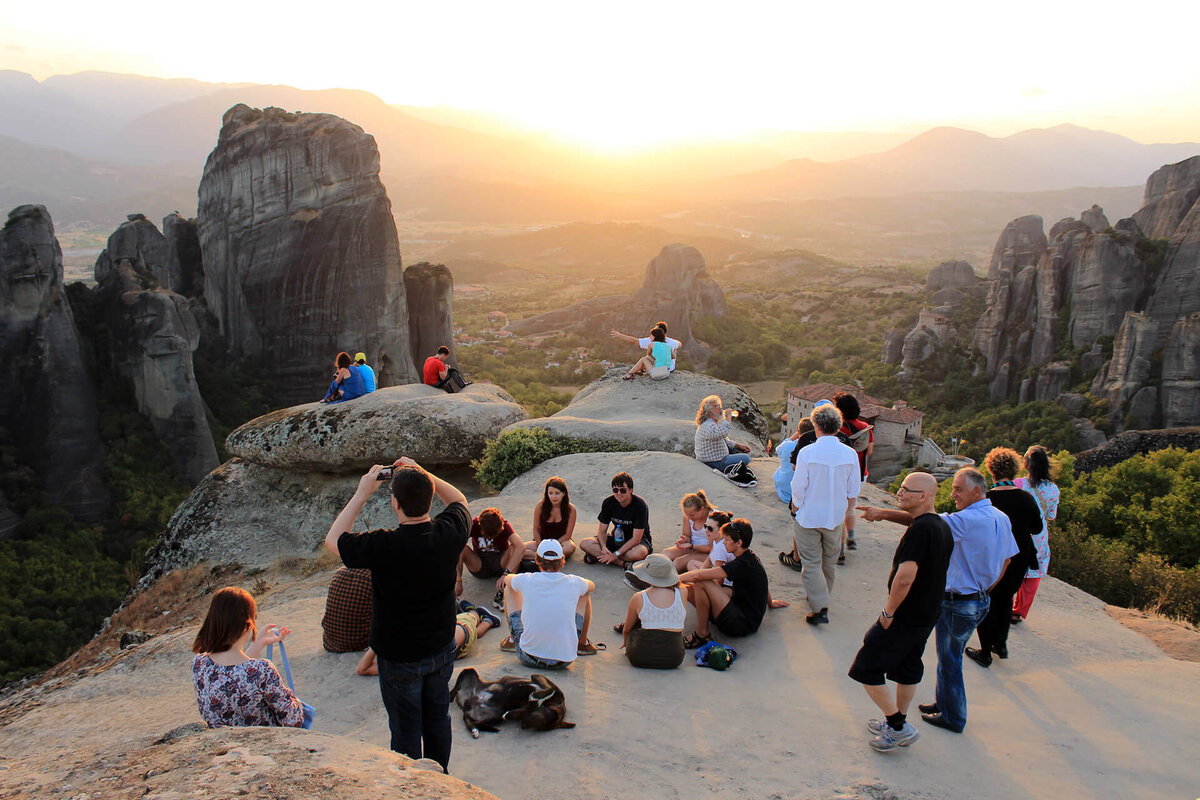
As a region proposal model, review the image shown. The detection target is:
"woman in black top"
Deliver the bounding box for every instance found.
[967,447,1043,668]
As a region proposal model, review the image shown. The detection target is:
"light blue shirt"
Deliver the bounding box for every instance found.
[941,498,1019,594]
[358,364,377,392]
[773,438,798,503]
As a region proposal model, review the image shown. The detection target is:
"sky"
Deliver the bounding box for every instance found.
[3,0,1199,149]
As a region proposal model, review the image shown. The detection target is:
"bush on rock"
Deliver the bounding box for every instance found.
[474,428,636,491]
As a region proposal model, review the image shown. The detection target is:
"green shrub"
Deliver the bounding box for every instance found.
[474,428,637,491]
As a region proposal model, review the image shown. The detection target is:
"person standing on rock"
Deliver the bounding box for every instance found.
[324,457,470,773]
[355,352,377,393]
[581,471,653,568]
[422,345,468,393]
[859,467,1016,734]
[847,472,951,752]
[789,402,861,625]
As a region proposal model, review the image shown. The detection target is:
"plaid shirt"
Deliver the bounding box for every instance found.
[321,567,372,652]
[694,418,734,463]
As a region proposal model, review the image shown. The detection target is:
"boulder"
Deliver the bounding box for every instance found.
[1055,392,1088,417]
[1071,418,1108,450]
[501,369,768,459]
[162,212,203,297]
[929,286,966,308]
[0,205,108,519]
[94,218,220,485]
[926,259,976,293]
[1034,362,1071,402]
[1093,312,1159,419]
[1066,229,1144,349]
[1081,204,1110,232]
[225,383,528,471]
[197,105,417,405]
[1160,313,1200,427]
[404,262,457,370]
[93,213,172,288]
[1079,343,1107,376]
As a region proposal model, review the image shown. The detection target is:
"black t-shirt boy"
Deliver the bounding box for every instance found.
[337,502,470,662]
[722,549,769,631]
[597,494,653,552]
[889,512,953,628]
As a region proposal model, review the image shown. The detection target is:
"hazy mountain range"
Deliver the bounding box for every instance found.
[1,69,1196,265]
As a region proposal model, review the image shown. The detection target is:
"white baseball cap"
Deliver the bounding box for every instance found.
[537,539,564,559]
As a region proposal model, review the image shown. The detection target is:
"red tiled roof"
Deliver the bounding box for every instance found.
[787,383,923,424]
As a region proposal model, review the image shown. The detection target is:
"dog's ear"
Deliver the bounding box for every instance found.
[556,720,576,729]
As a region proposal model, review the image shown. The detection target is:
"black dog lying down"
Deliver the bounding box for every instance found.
[450,668,574,738]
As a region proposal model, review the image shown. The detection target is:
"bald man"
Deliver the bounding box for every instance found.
[850,472,952,752]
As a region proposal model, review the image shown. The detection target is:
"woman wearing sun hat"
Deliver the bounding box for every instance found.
[617,553,687,669]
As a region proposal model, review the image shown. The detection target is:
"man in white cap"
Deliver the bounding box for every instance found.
[501,538,599,668]
[354,352,377,393]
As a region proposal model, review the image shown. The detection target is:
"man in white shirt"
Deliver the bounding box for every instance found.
[610,322,682,372]
[501,539,598,668]
[790,403,862,625]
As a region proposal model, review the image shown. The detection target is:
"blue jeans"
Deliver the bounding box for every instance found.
[376,641,457,771]
[705,452,752,472]
[933,593,990,731]
[509,610,583,669]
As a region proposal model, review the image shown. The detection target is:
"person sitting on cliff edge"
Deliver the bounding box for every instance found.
[355,352,377,393]
[423,345,470,393]
[321,351,368,403]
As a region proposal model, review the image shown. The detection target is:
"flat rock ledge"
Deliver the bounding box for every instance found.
[227,383,528,471]
[501,368,769,457]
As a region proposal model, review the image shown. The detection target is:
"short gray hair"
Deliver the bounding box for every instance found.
[956,467,987,494]
[811,404,843,435]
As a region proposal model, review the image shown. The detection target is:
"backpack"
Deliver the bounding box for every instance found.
[723,462,757,487]
[841,420,873,453]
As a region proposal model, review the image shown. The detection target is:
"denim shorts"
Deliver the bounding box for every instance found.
[508,610,583,669]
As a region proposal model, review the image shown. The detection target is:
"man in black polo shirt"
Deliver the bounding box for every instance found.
[323,457,469,773]
[849,471,951,752]
[679,518,788,648]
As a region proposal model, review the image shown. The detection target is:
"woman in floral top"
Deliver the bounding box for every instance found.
[191,587,305,728]
[1012,446,1061,624]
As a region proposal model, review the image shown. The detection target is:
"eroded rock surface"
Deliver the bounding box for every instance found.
[0,205,107,519]
[198,105,417,405]
[162,211,203,297]
[502,368,767,462]
[94,217,219,484]
[404,262,457,371]
[225,383,527,471]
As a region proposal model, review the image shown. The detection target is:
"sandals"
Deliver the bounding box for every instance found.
[683,632,712,650]
[778,550,804,571]
[500,636,516,653]
[582,553,599,565]
[613,622,625,634]
[622,374,636,381]
[577,640,606,656]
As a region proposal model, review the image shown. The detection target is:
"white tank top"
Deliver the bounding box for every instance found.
[689,518,708,546]
[638,588,686,630]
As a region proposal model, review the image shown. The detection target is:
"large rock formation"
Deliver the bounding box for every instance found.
[926,259,977,293]
[225,384,527,471]
[403,262,457,370]
[501,369,768,464]
[145,384,525,578]
[1161,313,1200,428]
[197,105,418,406]
[1143,158,1200,347]
[506,244,728,358]
[1132,155,1200,239]
[0,205,108,519]
[1073,427,1200,473]
[93,217,220,484]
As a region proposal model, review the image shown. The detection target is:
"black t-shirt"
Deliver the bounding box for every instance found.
[722,549,769,631]
[597,494,652,548]
[889,513,953,628]
[337,501,470,662]
[987,488,1042,574]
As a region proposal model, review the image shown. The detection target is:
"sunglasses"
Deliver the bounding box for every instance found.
[611,486,629,494]
[704,523,718,532]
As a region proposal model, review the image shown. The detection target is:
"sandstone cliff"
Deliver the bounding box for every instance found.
[197,105,417,405]
[93,216,220,484]
[0,205,108,520]
[404,262,457,370]
[506,243,728,358]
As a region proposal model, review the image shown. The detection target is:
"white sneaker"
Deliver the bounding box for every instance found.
[870,721,919,752]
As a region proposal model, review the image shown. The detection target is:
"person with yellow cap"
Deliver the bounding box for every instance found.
[354,353,377,393]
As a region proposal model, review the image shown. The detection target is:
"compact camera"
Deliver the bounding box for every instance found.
[377,465,396,480]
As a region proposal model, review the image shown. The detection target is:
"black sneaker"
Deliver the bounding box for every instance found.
[846,537,858,551]
[492,589,504,609]
[623,569,650,591]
